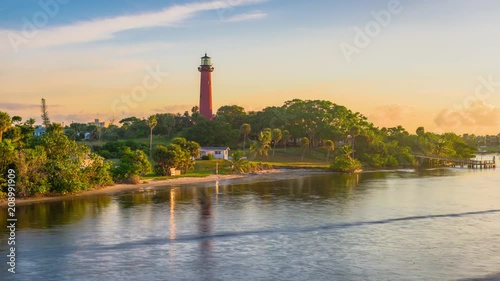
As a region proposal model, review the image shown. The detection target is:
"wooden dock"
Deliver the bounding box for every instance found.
[412,154,496,169]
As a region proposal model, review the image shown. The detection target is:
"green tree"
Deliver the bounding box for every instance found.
[64,128,77,140]
[216,105,247,129]
[0,140,17,197]
[271,128,282,159]
[154,113,176,138]
[330,149,361,173]
[112,147,152,183]
[0,111,11,142]
[24,118,36,128]
[152,144,183,176]
[416,126,425,137]
[300,137,310,161]
[240,123,251,151]
[41,98,51,128]
[185,140,201,159]
[36,132,113,193]
[147,115,157,158]
[250,130,272,161]
[46,123,64,134]
[282,130,291,151]
[324,140,335,162]
[184,118,238,147]
[170,137,200,173]
[226,150,250,174]
[349,125,361,159]
[0,140,16,174]
[16,146,49,196]
[11,116,22,126]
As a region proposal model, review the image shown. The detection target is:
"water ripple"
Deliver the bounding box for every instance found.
[83,209,500,251]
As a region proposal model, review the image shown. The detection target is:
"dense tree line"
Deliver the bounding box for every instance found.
[0,113,113,197]
[0,112,203,197]
[0,98,484,196]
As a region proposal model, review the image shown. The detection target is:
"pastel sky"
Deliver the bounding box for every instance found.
[1,0,500,134]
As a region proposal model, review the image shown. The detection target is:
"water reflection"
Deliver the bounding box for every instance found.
[0,196,111,231]
[1,168,499,280]
[169,188,178,240]
[196,187,214,279]
[0,169,451,233]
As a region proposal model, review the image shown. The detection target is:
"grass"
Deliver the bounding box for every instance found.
[480,146,500,153]
[140,159,232,181]
[193,159,232,175]
[247,147,330,169]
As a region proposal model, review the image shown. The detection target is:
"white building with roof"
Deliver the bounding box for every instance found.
[200,147,230,160]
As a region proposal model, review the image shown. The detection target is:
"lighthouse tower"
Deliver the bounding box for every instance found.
[198,53,214,120]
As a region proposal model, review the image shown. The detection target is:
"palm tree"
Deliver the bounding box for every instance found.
[324,140,335,162]
[341,145,353,158]
[300,137,310,161]
[282,130,290,151]
[271,128,282,159]
[0,111,11,142]
[250,130,271,161]
[25,118,36,128]
[11,116,22,126]
[349,125,360,159]
[240,123,251,151]
[225,150,249,174]
[147,115,157,158]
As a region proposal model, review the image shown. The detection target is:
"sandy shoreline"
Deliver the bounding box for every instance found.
[1,169,327,207]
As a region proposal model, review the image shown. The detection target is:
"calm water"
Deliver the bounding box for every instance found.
[1,165,500,281]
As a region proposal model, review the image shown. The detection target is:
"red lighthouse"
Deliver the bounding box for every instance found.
[198,53,214,120]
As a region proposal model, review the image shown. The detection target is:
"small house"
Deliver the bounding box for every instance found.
[200,147,230,160]
[34,125,46,136]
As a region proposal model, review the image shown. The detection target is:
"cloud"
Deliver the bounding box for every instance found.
[0,102,61,111]
[51,112,111,124]
[368,104,416,127]
[434,101,500,131]
[153,105,193,113]
[0,102,39,110]
[0,0,267,50]
[224,11,267,22]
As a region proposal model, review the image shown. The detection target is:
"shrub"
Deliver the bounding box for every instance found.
[98,150,113,159]
[201,154,214,160]
[330,155,362,173]
[111,148,152,183]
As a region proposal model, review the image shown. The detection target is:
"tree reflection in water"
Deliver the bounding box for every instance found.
[197,186,214,279]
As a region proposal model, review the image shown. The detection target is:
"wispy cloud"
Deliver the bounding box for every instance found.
[154,105,193,113]
[51,112,111,124]
[0,102,60,111]
[225,11,267,22]
[0,0,267,49]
